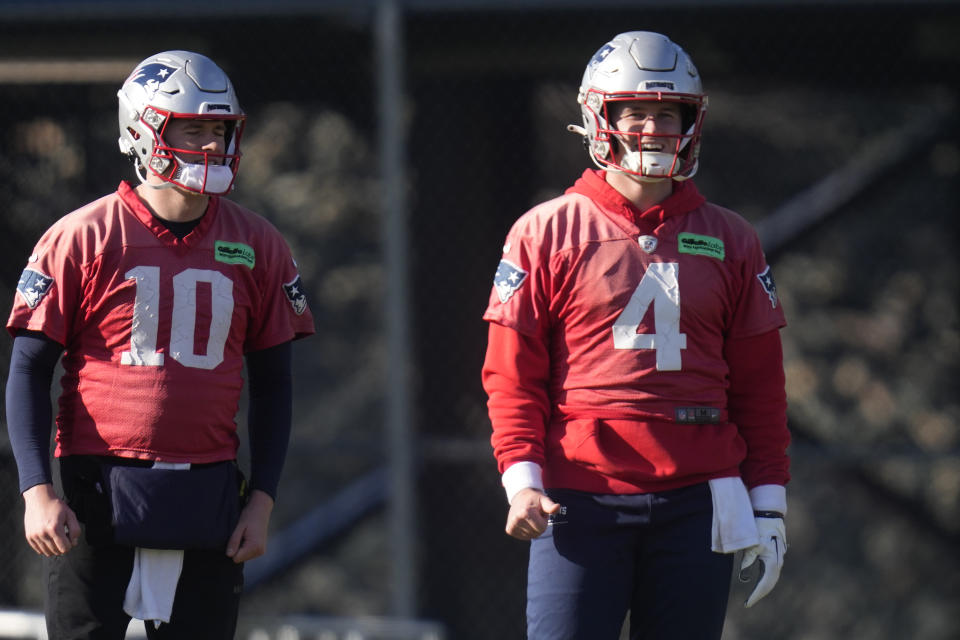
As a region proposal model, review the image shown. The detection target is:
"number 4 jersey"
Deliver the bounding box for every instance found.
[483,169,788,493]
[7,181,315,462]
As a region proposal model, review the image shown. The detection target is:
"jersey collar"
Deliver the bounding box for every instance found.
[566,169,706,233]
[118,180,220,247]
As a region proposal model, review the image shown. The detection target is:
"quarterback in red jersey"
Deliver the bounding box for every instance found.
[5,51,314,639]
[482,32,790,639]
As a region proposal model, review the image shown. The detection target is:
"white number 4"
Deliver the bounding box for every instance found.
[611,262,686,371]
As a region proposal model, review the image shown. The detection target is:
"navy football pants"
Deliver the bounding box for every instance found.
[526,483,733,640]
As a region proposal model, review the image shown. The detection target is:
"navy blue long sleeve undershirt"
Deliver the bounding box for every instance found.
[5,329,293,501]
[5,330,62,493]
[245,340,293,501]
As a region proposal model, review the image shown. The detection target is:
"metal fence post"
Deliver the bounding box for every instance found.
[376,0,416,619]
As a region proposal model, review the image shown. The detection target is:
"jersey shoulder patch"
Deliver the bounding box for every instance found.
[757,265,779,308]
[283,275,308,315]
[16,268,54,309]
[493,259,528,303]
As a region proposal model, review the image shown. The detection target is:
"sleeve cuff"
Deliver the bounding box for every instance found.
[749,484,787,516]
[502,461,543,504]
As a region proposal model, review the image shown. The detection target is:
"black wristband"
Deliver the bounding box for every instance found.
[753,510,784,519]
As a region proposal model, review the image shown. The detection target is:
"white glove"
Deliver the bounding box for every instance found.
[739,514,786,608]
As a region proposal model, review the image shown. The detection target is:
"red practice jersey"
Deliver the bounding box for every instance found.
[8,181,315,462]
[483,169,788,494]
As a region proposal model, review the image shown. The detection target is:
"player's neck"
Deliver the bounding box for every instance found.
[605,171,674,212]
[135,182,210,223]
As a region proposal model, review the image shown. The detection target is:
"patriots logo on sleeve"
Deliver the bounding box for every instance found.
[16,268,54,309]
[128,63,179,99]
[283,275,308,315]
[757,266,779,309]
[493,259,528,304]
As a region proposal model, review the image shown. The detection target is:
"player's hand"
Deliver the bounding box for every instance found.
[22,483,81,557]
[226,489,274,563]
[739,515,787,607]
[505,488,561,540]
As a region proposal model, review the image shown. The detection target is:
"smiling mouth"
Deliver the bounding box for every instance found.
[641,142,664,152]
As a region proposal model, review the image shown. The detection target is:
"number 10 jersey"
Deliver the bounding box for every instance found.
[7,181,315,462]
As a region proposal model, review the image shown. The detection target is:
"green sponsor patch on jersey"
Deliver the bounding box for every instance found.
[215,241,255,268]
[678,233,724,260]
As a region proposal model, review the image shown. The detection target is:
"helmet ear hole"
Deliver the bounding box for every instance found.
[680,104,698,134]
[607,136,621,159]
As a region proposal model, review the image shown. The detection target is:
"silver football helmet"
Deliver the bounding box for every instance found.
[570,31,707,182]
[117,50,246,195]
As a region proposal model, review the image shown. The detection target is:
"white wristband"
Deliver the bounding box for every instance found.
[749,484,787,516]
[501,461,544,504]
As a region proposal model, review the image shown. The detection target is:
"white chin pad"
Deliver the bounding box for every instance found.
[621,151,675,177]
[174,163,234,194]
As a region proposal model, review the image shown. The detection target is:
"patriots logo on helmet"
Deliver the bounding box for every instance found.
[283,275,308,315]
[16,268,54,309]
[128,63,179,99]
[757,266,779,309]
[493,259,528,304]
[588,43,616,69]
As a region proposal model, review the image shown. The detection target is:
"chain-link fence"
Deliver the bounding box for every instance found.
[1,2,958,639]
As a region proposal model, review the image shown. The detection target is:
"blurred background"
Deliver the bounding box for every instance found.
[0,1,957,639]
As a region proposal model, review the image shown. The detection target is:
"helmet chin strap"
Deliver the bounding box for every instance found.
[134,158,233,194]
[172,163,235,194]
[620,151,676,180]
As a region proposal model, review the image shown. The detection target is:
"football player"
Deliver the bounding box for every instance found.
[5,50,315,639]
[482,32,790,639]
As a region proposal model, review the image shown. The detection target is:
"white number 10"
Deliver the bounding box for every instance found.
[611,262,687,371]
[120,266,234,370]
